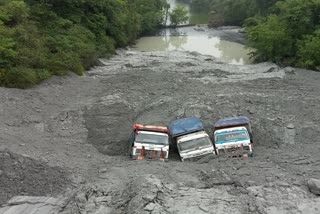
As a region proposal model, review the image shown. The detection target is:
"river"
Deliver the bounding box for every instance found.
[133,0,252,65]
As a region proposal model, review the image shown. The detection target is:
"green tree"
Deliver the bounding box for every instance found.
[246,15,293,62]
[0,0,168,88]
[169,5,189,27]
[297,29,320,69]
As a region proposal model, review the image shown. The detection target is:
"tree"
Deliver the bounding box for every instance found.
[297,29,320,69]
[169,5,189,27]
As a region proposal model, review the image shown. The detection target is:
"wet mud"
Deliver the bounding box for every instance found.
[1,49,320,213]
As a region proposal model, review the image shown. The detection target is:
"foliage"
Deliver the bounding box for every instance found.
[192,0,279,26]
[169,5,189,27]
[245,0,320,68]
[191,0,211,13]
[245,15,293,62]
[297,29,320,69]
[0,0,167,88]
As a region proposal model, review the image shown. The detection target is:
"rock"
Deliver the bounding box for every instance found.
[198,205,209,212]
[308,179,320,195]
[87,154,91,158]
[194,27,205,32]
[85,202,96,213]
[99,168,108,173]
[0,170,3,176]
[264,67,276,73]
[142,195,155,202]
[0,196,68,214]
[248,109,255,114]
[144,203,156,211]
[93,206,112,214]
[284,67,296,75]
[287,123,295,129]
[95,196,112,204]
[76,193,87,204]
[276,181,290,187]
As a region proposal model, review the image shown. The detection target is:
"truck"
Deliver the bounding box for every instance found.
[168,117,216,161]
[213,116,253,157]
[129,124,169,160]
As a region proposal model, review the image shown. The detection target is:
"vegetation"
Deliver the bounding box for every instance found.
[0,0,167,88]
[169,5,189,27]
[191,0,320,69]
[245,0,320,68]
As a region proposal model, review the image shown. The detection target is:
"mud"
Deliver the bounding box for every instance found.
[0,150,70,205]
[1,48,320,213]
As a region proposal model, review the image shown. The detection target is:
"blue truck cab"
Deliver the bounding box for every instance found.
[169,117,216,161]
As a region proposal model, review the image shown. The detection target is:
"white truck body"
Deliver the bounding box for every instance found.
[131,130,169,159]
[176,131,215,161]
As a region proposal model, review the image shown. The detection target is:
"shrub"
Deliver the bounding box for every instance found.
[297,29,320,69]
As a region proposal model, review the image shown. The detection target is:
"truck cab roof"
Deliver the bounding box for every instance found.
[168,117,204,137]
[214,126,248,134]
[214,116,250,129]
[133,123,169,133]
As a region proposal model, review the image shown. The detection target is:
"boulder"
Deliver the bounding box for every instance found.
[308,179,320,195]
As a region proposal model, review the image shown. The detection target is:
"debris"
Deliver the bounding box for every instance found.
[287,123,295,129]
[308,179,320,195]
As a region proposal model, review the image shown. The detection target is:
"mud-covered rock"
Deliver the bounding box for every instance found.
[308,179,320,195]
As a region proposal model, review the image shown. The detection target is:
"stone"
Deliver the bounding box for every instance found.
[93,206,112,214]
[99,168,108,173]
[144,203,156,211]
[0,196,68,214]
[198,205,209,212]
[248,109,255,114]
[287,123,295,129]
[0,170,3,176]
[95,196,112,204]
[85,202,96,213]
[308,179,320,195]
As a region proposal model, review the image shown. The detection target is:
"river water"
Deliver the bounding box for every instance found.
[133,0,252,65]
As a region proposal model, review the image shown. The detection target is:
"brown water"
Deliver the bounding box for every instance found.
[134,35,252,65]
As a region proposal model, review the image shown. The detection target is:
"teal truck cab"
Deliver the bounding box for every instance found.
[213,116,253,157]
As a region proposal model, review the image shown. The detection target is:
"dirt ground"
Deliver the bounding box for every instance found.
[1,44,320,212]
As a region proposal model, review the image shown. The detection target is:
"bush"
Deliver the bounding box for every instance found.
[245,15,293,62]
[169,5,189,27]
[0,0,167,88]
[3,67,38,88]
[297,29,320,69]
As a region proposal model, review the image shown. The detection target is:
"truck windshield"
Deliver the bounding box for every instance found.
[178,137,212,152]
[215,131,249,144]
[135,132,169,145]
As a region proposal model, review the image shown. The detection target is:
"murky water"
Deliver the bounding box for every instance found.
[134,28,252,65]
[134,1,252,65]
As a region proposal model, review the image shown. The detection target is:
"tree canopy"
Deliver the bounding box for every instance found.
[169,5,189,27]
[191,0,320,69]
[0,0,167,88]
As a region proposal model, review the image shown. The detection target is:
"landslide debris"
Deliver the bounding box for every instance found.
[1,49,320,213]
[0,151,70,205]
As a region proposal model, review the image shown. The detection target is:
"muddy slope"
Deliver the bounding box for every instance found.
[1,50,320,213]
